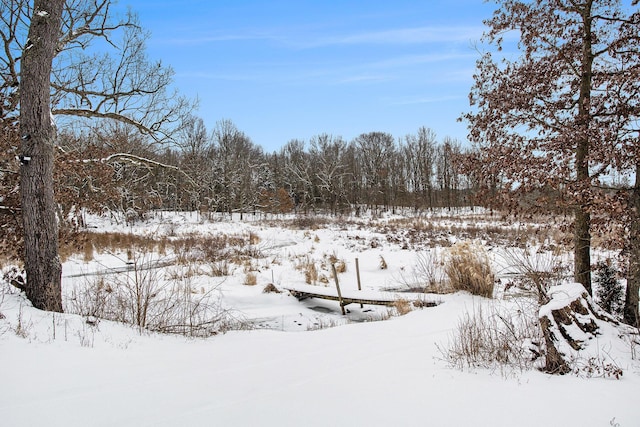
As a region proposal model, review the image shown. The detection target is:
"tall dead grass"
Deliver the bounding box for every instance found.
[294,255,319,285]
[62,231,264,276]
[444,241,494,298]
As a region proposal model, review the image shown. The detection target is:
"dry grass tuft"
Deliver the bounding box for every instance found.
[249,232,261,245]
[444,241,494,298]
[327,253,347,273]
[291,215,327,230]
[244,272,257,286]
[82,241,94,262]
[379,255,388,270]
[209,260,232,277]
[262,283,281,294]
[305,263,318,284]
[412,249,449,293]
[65,251,244,337]
[158,237,167,256]
[393,299,412,315]
[295,256,319,285]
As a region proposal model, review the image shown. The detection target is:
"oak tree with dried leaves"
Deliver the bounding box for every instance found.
[463,0,639,325]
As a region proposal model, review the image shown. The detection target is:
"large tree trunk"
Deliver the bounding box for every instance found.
[624,164,640,327]
[574,208,592,294]
[573,0,593,295]
[19,0,65,312]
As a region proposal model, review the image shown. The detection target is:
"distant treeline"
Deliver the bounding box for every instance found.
[51,120,483,221]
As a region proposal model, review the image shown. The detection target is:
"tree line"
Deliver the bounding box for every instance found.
[46,119,476,221]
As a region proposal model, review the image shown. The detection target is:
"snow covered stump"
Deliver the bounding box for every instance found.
[539,282,626,376]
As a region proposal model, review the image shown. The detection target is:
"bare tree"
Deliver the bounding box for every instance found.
[174,115,214,211]
[280,139,316,213]
[211,119,262,218]
[2,0,194,311]
[402,127,437,211]
[2,1,193,139]
[309,134,350,214]
[436,137,463,211]
[354,132,395,210]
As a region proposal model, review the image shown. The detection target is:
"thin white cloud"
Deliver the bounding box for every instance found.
[175,71,260,82]
[368,52,476,69]
[159,32,282,46]
[340,26,483,43]
[295,26,485,48]
[161,25,484,48]
[390,95,464,106]
[335,74,391,84]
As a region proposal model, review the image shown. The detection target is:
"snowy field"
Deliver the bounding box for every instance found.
[1,210,638,426]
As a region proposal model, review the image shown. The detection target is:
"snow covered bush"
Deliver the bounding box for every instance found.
[444,241,494,298]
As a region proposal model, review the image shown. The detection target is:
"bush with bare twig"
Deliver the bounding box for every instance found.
[439,301,543,374]
[66,250,246,336]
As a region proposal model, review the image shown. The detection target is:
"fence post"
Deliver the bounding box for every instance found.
[355,258,363,308]
[332,263,346,315]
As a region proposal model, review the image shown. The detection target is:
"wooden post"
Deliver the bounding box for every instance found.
[332,263,346,315]
[355,258,363,308]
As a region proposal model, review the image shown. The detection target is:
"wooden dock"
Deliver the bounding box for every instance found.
[287,287,397,308]
[286,260,437,314]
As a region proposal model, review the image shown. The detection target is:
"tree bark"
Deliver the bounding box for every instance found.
[19,0,65,312]
[573,0,594,295]
[574,208,592,294]
[539,316,571,375]
[624,164,640,327]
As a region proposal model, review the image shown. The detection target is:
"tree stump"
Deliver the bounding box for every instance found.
[538,282,619,375]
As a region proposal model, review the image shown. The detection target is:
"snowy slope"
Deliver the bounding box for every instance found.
[1,212,638,426]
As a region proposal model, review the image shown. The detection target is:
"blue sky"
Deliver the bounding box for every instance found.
[123,1,496,151]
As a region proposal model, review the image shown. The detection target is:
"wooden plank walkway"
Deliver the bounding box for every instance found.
[286,260,437,314]
[287,287,397,308]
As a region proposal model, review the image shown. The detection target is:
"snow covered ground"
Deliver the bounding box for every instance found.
[1,211,638,426]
